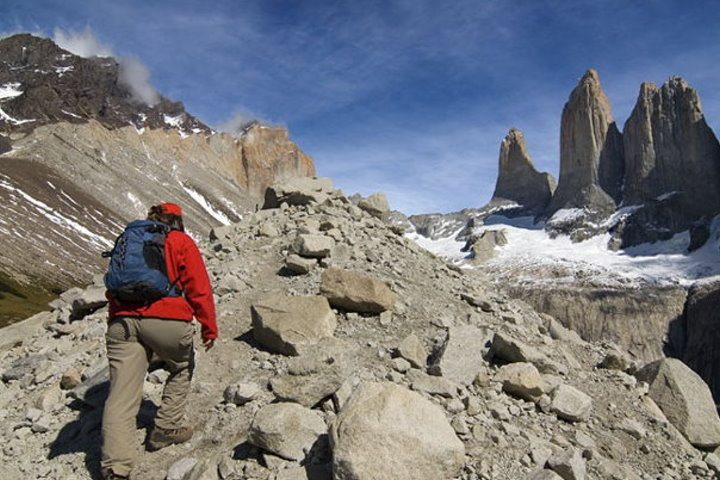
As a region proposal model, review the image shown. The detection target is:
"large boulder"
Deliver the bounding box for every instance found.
[495,362,546,401]
[357,192,390,219]
[430,325,492,385]
[248,403,326,461]
[470,230,508,263]
[320,267,396,313]
[263,176,334,209]
[330,382,465,480]
[251,296,337,356]
[292,234,335,258]
[635,358,720,447]
[488,333,565,374]
[550,385,593,423]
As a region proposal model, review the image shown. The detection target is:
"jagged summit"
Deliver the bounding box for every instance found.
[0,33,209,135]
[489,128,555,215]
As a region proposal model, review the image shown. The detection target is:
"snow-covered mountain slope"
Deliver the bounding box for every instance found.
[410,214,720,289]
[408,215,720,361]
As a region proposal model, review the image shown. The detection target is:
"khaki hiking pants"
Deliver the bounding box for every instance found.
[101,317,195,477]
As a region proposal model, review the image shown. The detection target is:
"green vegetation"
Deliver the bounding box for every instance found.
[0,272,57,328]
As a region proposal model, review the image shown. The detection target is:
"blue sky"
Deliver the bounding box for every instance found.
[2,1,720,214]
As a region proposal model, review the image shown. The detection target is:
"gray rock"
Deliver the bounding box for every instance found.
[320,267,396,313]
[264,176,335,208]
[70,285,108,320]
[547,448,585,480]
[285,254,316,274]
[223,382,260,406]
[408,370,457,398]
[166,457,199,480]
[470,230,509,263]
[271,370,346,408]
[248,402,326,461]
[396,334,427,369]
[635,358,720,447]
[330,382,465,480]
[357,192,390,219]
[251,296,337,356]
[430,325,492,385]
[550,385,592,423]
[292,234,335,258]
[527,470,564,480]
[495,362,546,401]
[488,333,565,374]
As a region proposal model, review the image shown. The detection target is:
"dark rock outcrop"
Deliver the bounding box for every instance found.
[545,69,624,218]
[489,129,556,215]
[0,33,208,135]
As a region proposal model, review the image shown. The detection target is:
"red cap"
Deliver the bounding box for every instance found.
[159,203,183,216]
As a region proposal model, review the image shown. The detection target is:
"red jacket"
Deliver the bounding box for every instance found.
[108,230,218,341]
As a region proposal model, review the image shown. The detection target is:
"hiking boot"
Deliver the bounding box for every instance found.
[147,425,193,451]
[101,469,129,480]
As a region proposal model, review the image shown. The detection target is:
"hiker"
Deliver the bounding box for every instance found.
[100,203,218,480]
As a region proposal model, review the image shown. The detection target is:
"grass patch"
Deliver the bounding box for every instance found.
[0,272,57,328]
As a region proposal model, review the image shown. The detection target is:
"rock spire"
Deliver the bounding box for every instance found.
[622,77,720,212]
[545,69,624,216]
[490,128,556,214]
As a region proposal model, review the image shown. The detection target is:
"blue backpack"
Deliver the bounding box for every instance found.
[103,220,182,304]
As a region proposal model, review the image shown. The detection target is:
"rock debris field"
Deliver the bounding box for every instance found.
[2,178,720,480]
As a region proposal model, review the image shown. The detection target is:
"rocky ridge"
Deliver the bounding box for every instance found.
[1,179,719,479]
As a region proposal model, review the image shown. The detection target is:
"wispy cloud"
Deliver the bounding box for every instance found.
[53,26,160,105]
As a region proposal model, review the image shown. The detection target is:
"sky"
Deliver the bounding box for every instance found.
[2,1,719,215]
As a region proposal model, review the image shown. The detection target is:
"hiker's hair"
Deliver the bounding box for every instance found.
[147,205,185,232]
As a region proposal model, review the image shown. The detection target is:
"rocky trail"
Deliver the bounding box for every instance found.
[2,179,720,480]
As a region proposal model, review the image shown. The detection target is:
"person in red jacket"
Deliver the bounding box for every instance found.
[101,203,218,480]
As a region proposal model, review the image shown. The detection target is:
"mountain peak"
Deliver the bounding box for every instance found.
[0,33,209,135]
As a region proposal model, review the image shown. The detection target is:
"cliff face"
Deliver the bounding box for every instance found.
[623,79,720,210]
[545,69,624,217]
[489,128,556,215]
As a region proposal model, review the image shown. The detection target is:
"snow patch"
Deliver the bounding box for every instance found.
[183,185,231,225]
[163,114,184,128]
[0,178,112,249]
[0,105,36,125]
[0,82,23,100]
[656,191,679,202]
[61,109,82,119]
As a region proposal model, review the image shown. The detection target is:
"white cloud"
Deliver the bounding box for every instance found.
[118,55,160,105]
[53,27,159,105]
[216,111,259,136]
[53,26,113,57]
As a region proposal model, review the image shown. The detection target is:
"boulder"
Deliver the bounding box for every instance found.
[635,358,720,447]
[248,403,326,461]
[430,325,492,385]
[330,382,465,480]
[547,448,586,480]
[320,267,396,313]
[263,176,335,209]
[408,371,458,398]
[223,382,260,406]
[396,334,427,369]
[528,471,564,480]
[550,385,592,423]
[70,285,107,320]
[292,234,335,258]
[285,254,316,275]
[251,296,337,356]
[470,230,508,263]
[357,192,390,219]
[488,333,565,374]
[495,362,546,401]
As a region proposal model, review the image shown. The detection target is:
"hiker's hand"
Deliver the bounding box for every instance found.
[202,338,215,351]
